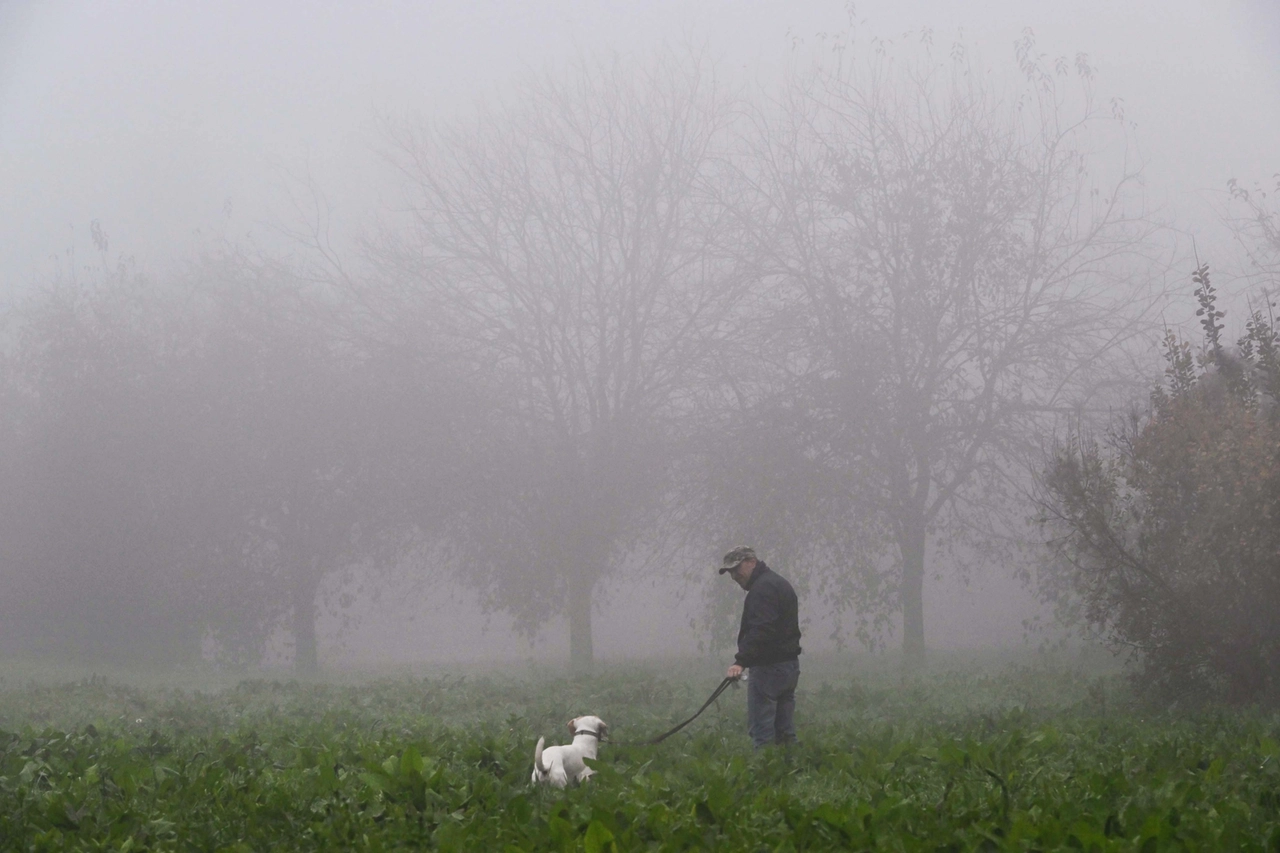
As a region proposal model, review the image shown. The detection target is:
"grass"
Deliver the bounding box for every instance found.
[1,650,1277,850]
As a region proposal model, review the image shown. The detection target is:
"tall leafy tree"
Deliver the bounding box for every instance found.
[185,254,456,673]
[0,251,452,672]
[0,274,212,664]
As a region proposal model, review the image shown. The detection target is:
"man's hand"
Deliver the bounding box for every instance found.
[727,664,744,680]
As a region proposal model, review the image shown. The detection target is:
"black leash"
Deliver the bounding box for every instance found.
[615,676,737,746]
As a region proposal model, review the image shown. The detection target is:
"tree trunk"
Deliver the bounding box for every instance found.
[568,577,595,672]
[899,518,927,672]
[292,557,320,676]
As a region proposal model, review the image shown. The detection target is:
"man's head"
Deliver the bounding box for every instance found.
[718,546,758,589]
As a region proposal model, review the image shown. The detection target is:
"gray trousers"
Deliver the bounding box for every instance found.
[746,658,799,748]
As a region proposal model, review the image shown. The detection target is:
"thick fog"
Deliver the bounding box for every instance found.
[4,1,1278,282]
[1,0,1278,672]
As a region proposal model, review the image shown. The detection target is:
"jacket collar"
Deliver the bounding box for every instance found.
[745,561,770,590]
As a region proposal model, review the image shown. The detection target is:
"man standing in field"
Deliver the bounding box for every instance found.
[719,547,802,748]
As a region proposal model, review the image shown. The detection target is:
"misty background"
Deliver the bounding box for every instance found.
[1,0,1278,671]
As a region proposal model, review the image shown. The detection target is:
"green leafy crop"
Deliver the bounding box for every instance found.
[1,658,1278,850]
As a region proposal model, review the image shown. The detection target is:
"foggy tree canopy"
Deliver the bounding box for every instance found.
[351,49,753,669]
[0,26,1273,673]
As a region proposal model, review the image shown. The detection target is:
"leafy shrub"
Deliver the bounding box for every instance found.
[1039,264,1280,703]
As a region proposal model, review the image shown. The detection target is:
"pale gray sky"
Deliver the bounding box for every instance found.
[2,0,1277,291]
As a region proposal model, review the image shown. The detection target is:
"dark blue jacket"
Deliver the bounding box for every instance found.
[735,562,802,667]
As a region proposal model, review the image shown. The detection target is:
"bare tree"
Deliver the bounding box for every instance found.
[1226,172,1280,290]
[363,49,749,668]
[738,33,1164,667]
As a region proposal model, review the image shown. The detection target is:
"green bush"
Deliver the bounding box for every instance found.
[1039,264,1280,703]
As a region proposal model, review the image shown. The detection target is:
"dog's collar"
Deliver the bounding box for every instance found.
[573,728,603,740]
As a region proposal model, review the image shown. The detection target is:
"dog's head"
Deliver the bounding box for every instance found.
[568,715,608,742]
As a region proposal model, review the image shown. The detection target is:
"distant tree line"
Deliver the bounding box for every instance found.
[0,253,460,669]
[0,34,1218,675]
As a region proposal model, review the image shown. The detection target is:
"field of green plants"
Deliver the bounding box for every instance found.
[2,653,1279,851]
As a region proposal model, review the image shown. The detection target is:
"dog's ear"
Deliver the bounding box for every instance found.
[599,721,608,739]
[567,718,577,734]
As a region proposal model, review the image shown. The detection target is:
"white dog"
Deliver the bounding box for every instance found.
[531,715,608,788]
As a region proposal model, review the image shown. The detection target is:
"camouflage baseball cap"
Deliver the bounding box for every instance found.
[717,546,756,574]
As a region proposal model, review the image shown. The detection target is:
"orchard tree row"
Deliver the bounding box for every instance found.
[6,36,1268,682]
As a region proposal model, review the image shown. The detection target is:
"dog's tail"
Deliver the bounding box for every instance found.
[533,736,548,775]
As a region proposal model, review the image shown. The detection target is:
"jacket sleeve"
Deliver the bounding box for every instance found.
[735,583,780,667]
